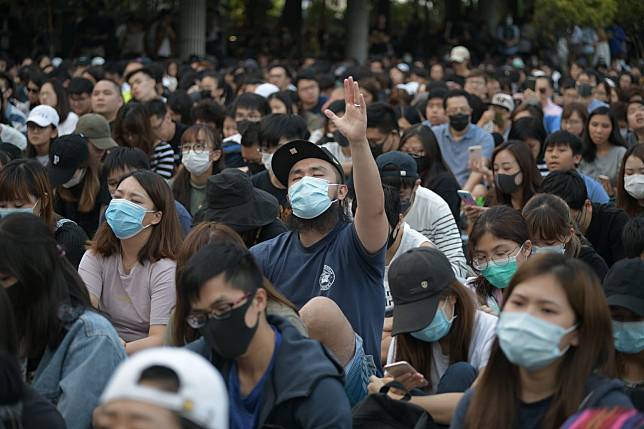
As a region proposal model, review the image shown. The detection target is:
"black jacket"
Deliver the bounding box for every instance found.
[187,315,352,429]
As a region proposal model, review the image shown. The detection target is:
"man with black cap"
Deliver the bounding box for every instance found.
[603,258,644,410]
[377,151,468,278]
[251,77,389,369]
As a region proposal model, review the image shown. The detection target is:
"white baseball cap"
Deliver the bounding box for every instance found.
[27,105,59,128]
[100,348,228,429]
[449,46,470,63]
[254,83,280,98]
[490,93,515,112]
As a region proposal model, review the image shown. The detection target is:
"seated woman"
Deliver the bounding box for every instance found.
[192,168,286,248]
[79,170,181,354]
[522,193,609,281]
[0,159,88,268]
[368,247,497,426]
[399,124,460,222]
[0,213,125,429]
[603,258,644,411]
[169,221,305,346]
[616,143,644,218]
[467,206,532,313]
[451,254,633,428]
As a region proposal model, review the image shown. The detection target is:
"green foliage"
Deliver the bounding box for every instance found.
[614,0,644,32]
[533,0,618,34]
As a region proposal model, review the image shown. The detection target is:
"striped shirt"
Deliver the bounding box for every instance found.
[405,186,469,278]
[151,142,175,178]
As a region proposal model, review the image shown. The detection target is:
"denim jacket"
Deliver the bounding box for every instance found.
[31,309,126,429]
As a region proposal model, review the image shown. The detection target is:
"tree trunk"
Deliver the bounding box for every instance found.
[179,0,207,59]
[345,0,370,63]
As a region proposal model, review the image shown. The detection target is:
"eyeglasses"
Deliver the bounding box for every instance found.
[472,246,522,271]
[186,292,253,328]
[181,141,211,154]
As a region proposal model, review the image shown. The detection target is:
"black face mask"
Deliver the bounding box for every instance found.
[333,130,350,148]
[494,172,522,195]
[449,113,470,132]
[577,84,594,98]
[246,162,265,175]
[369,142,384,159]
[411,154,429,175]
[199,292,259,360]
[400,198,412,215]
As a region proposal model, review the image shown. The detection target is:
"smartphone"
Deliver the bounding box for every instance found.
[458,190,477,206]
[526,77,537,91]
[384,361,417,378]
[468,145,482,165]
[598,175,611,185]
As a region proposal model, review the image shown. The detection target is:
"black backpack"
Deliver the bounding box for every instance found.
[352,381,435,429]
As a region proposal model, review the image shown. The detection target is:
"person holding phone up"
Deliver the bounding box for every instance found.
[368,247,496,426]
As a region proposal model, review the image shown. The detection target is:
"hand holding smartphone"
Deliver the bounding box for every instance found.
[384,361,428,389]
[458,189,477,206]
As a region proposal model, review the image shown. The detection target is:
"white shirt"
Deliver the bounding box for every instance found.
[57,112,79,136]
[322,142,352,165]
[387,310,497,393]
[405,186,468,278]
[384,223,431,311]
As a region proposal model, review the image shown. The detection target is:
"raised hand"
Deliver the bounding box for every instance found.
[324,76,367,144]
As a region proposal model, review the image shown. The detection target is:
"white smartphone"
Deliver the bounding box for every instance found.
[384,361,416,378]
[468,145,482,163]
[457,189,477,206]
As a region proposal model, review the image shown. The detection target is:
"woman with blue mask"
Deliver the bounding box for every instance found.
[367,247,497,426]
[468,206,532,314]
[79,170,182,355]
[603,258,644,411]
[451,254,633,429]
[522,193,608,281]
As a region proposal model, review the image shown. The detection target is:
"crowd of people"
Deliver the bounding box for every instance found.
[0,40,643,429]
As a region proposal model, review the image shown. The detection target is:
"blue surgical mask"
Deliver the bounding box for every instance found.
[532,244,565,255]
[105,199,156,240]
[411,306,456,343]
[612,320,644,354]
[0,206,36,219]
[497,312,577,371]
[288,176,339,220]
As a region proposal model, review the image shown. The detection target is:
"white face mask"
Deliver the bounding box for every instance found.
[62,169,86,189]
[182,150,212,176]
[624,174,644,200]
[261,152,273,172]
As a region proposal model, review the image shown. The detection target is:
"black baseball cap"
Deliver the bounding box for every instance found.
[271,140,345,187]
[376,151,419,180]
[603,258,644,316]
[48,134,89,186]
[388,247,456,336]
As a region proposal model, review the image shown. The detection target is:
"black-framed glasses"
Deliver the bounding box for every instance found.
[186,292,253,328]
[181,141,211,154]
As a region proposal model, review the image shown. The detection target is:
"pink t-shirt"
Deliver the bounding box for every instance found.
[79,250,176,342]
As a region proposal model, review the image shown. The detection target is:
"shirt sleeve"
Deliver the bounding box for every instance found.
[480,131,495,160]
[78,250,103,300]
[149,259,177,326]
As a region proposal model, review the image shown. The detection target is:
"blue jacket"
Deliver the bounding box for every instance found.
[187,315,352,429]
[31,309,126,429]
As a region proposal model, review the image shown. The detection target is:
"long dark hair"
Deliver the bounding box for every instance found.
[115,102,157,156]
[90,170,181,263]
[172,222,297,345]
[616,143,644,217]
[400,124,457,189]
[463,255,615,429]
[42,78,71,123]
[492,140,542,208]
[172,125,224,214]
[581,106,627,162]
[395,280,476,392]
[0,213,91,359]
[467,206,529,305]
[0,287,18,357]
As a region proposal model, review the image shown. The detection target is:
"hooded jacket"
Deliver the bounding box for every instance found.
[187,315,352,429]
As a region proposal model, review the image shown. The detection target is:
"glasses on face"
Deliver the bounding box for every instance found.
[472,246,521,271]
[186,292,253,328]
[181,141,211,154]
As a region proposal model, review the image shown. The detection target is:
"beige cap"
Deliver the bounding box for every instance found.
[75,113,117,150]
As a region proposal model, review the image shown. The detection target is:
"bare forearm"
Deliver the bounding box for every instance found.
[409,392,463,424]
[125,332,165,355]
[463,172,484,192]
[351,139,384,213]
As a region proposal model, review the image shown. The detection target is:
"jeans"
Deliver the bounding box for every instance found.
[344,334,377,406]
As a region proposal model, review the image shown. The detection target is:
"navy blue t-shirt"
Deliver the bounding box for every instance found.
[227,327,282,429]
[251,222,385,370]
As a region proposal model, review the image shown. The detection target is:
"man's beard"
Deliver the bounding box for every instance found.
[287,201,342,234]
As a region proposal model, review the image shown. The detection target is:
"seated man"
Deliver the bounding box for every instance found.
[541,170,629,267]
[377,151,468,278]
[251,78,389,369]
[432,89,494,190]
[185,242,351,428]
[94,348,228,429]
[544,130,609,204]
[622,216,644,259]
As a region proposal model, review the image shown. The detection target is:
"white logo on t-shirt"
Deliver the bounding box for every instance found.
[319,265,336,291]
